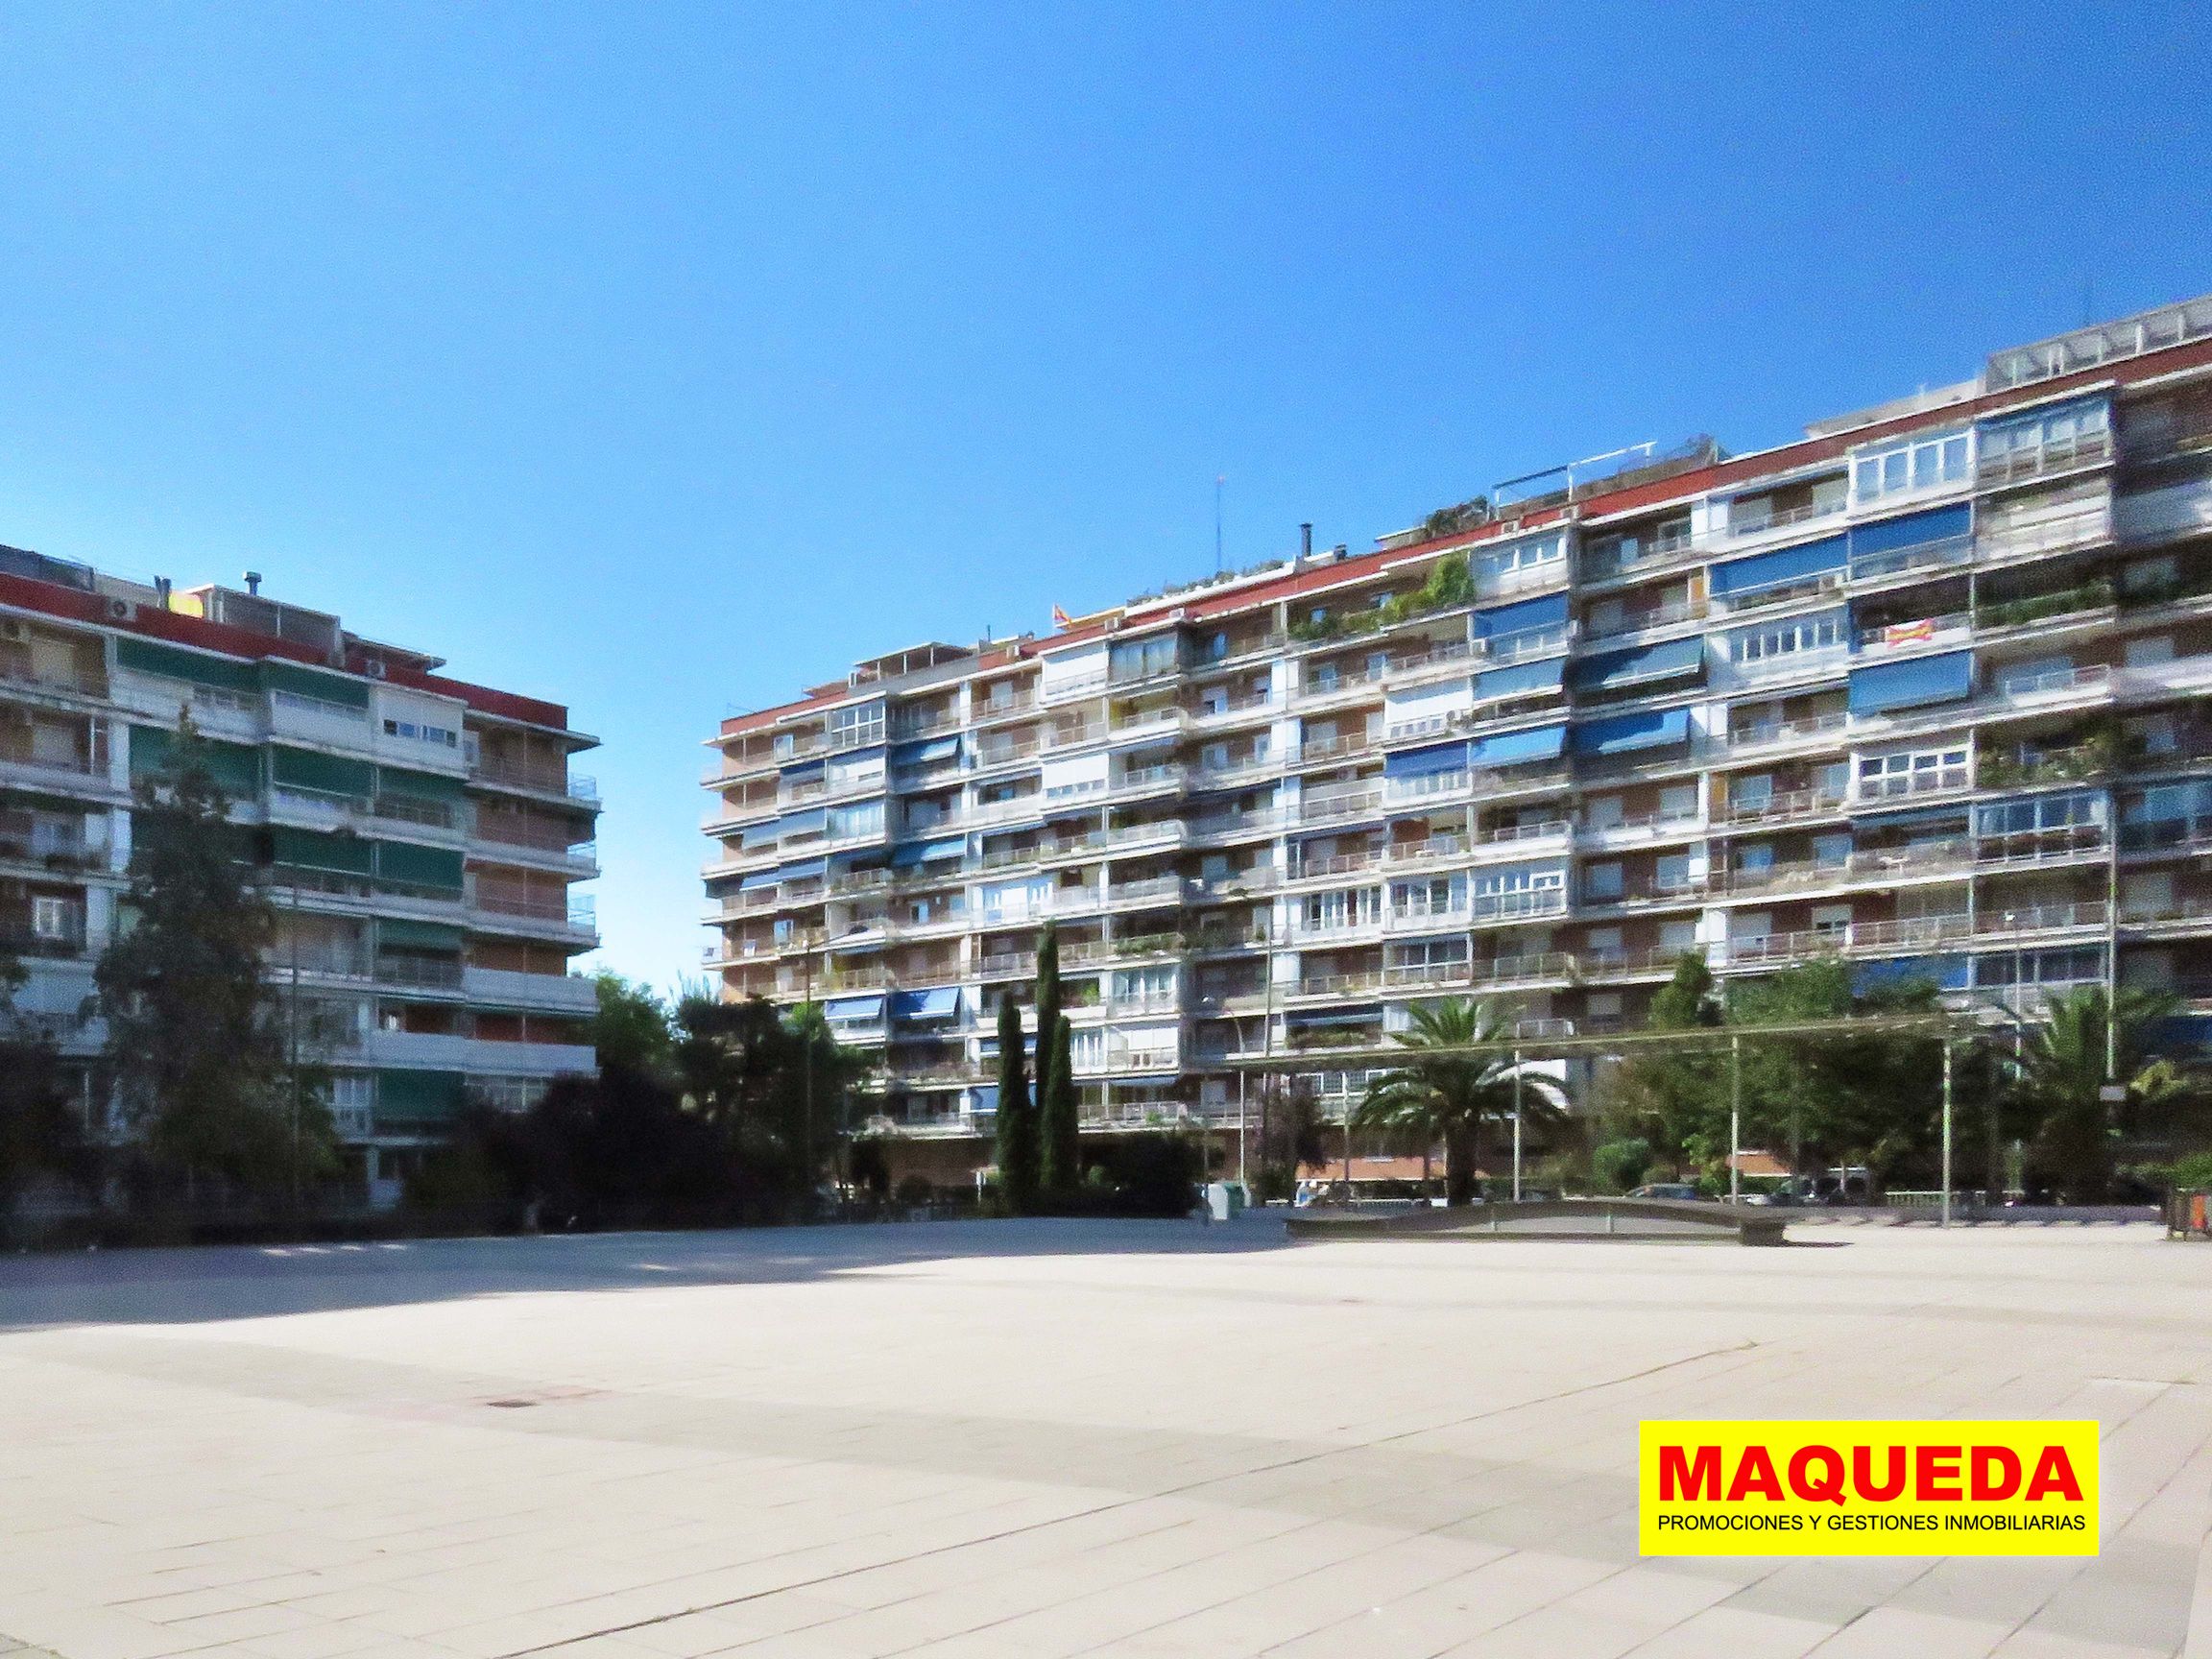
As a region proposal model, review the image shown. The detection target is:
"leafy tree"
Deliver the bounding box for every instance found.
[95,719,333,1206]
[0,941,87,1233]
[1608,952,1725,1171]
[1592,1137,1654,1194]
[993,994,1038,1212]
[590,973,674,1080]
[1350,998,1566,1206]
[2016,986,2189,1201]
[674,993,863,1220]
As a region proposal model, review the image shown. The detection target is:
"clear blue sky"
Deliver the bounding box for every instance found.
[0,3,2205,990]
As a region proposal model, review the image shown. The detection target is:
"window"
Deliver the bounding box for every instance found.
[1655,854,1694,892]
[1858,745,1969,798]
[829,702,884,748]
[382,717,458,748]
[1735,844,1775,875]
[1583,795,1623,830]
[1659,784,1697,819]
[1658,920,1698,952]
[1391,877,1460,919]
[1852,430,1970,502]
[1730,611,1844,663]
[1812,832,1853,868]
[31,895,74,941]
[1584,926,1623,954]
[1299,887,1380,931]
[1975,790,2103,837]
[1731,774,1773,809]
[1584,861,1624,901]
[1110,635,1178,683]
[1813,905,1853,938]
[2125,636,2176,667]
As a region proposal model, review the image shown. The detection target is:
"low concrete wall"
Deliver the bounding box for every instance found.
[1286,1196,1789,1246]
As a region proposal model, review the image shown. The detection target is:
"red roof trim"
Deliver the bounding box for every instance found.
[0,570,575,732]
[715,332,2212,734]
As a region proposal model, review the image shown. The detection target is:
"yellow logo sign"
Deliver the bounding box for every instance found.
[1639,1420,2098,1555]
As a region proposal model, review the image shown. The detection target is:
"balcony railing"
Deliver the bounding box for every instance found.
[1976,428,2112,488]
[472,757,599,801]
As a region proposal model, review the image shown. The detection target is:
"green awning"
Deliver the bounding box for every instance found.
[115,637,260,695]
[261,661,372,709]
[376,765,468,802]
[271,745,373,797]
[377,918,464,952]
[375,1069,466,1123]
[130,726,263,796]
[271,826,373,876]
[375,840,465,890]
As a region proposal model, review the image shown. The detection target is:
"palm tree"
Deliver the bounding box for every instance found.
[1350,998,1568,1206]
[2015,985,2186,1200]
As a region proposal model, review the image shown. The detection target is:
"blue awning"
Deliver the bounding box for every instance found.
[893,736,961,766]
[824,995,884,1022]
[1286,1006,1382,1028]
[738,869,781,892]
[1571,636,1705,691]
[1710,534,1847,597]
[780,757,826,782]
[740,822,781,850]
[1848,651,1974,715]
[1472,722,1567,764]
[891,837,967,869]
[1475,657,1564,700]
[1383,741,1468,780]
[1475,591,1569,637]
[891,986,962,1021]
[1573,708,1691,755]
[779,806,828,838]
[778,857,828,883]
[1852,804,1967,831]
[1854,956,1969,993]
[1849,503,1970,561]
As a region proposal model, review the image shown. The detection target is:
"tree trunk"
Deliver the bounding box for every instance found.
[1444,1120,1477,1207]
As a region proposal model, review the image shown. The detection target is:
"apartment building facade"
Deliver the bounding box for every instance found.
[704,294,2212,1174]
[0,553,599,1204]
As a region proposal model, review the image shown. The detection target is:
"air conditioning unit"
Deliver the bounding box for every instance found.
[362,660,387,680]
[107,597,136,623]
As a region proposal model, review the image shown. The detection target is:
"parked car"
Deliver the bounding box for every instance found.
[1627,1182,1702,1202]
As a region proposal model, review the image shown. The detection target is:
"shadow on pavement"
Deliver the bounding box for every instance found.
[0,1213,1295,1332]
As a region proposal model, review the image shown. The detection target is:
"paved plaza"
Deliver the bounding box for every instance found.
[1,1217,2208,1659]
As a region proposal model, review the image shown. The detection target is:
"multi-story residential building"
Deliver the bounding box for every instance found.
[703,293,2212,1180]
[0,553,600,1205]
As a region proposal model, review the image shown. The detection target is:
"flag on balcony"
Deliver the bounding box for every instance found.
[1883,617,1936,645]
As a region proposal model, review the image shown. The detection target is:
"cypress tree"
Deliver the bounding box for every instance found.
[993,994,1037,1213]
[1040,1012,1079,1199]
[1033,921,1061,1058]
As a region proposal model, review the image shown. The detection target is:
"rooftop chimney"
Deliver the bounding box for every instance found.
[1300,523,1313,560]
[243,570,262,596]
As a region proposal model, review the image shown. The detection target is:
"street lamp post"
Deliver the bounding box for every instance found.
[1510,1046,1524,1202]
[1940,1039,1955,1229]
[1728,1033,1743,1206]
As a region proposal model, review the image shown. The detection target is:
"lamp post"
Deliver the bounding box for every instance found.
[1510,1046,1524,1202]
[1728,1033,1743,1206]
[1940,1039,1955,1229]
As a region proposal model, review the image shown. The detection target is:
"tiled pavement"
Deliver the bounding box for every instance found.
[0,1218,2206,1658]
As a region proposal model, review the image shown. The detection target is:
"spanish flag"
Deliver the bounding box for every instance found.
[1051,603,1071,629]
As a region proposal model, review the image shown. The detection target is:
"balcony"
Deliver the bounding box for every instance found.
[1382,771,1472,808]
[1299,786,1383,825]
[1716,786,1847,827]
[471,756,599,804]
[1728,499,1846,540]
[1727,711,1850,752]
[1848,533,1974,586]
[1583,597,1707,640]
[1989,663,2112,705]
[1975,901,2109,938]
[1976,428,2112,489]
[1975,502,2114,565]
